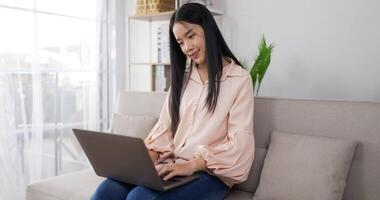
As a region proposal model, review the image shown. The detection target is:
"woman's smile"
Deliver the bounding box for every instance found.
[189,50,200,60]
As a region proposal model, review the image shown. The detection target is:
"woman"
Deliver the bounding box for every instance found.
[91,3,255,200]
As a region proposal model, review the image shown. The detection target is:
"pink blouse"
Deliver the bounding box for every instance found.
[144,59,255,187]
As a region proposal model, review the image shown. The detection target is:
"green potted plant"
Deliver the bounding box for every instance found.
[242,36,274,95]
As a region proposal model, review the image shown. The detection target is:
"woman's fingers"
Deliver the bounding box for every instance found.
[155,164,164,172]
[156,163,191,180]
[157,163,174,177]
[163,171,177,181]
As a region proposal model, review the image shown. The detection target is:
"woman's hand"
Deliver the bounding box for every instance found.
[156,157,206,181]
[148,150,159,165]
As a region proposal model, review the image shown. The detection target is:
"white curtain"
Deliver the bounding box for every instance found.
[0,56,43,200]
[0,0,110,199]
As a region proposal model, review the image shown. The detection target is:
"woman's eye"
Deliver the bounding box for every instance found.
[179,42,183,46]
[188,34,195,39]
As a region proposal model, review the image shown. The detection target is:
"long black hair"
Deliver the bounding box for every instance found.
[169,3,241,135]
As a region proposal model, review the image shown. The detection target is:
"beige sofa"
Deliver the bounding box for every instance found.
[26,91,380,200]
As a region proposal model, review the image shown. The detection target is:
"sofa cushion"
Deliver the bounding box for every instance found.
[234,147,267,193]
[26,169,104,200]
[110,113,158,139]
[253,131,357,200]
[224,189,254,200]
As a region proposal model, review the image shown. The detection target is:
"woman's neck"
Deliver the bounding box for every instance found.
[197,56,230,70]
[196,63,208,84]
[197,63,207,71]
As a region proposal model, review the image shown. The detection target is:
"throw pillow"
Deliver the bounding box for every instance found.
[254,131,357,200]
[110,113,158,139]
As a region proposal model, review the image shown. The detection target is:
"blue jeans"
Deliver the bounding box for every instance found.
[90,172,230,200]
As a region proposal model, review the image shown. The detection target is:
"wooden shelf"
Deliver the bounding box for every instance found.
[130,62,171,66]
[130,8,223,21]
[131,11,174,21]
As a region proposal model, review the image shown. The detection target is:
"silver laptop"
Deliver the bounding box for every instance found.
[72,129,199,191]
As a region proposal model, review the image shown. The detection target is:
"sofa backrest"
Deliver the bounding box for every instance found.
[116,91,167,116]
[116,91,380,200]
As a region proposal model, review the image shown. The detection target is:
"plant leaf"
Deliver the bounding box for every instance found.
[250,35,274,95]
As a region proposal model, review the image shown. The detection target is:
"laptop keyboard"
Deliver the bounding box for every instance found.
[162,177,183,186]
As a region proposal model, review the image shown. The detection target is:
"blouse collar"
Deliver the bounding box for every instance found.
[186,58,244,85]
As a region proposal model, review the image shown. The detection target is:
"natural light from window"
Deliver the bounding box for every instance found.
[0,2,109,199]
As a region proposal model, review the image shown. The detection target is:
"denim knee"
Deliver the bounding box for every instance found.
[126,186,159,200]
[91,178,134,200]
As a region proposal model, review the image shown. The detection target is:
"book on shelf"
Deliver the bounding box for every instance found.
[152,20,171,92]
[151,21,170,64]
[154,64,167,92]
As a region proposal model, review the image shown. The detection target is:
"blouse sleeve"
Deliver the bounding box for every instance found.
[144,91,173,154]
[194,75,255,186]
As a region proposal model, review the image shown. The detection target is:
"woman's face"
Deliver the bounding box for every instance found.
[172,21,206,66]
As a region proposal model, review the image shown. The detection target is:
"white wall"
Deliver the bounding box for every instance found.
[222,0,380,102]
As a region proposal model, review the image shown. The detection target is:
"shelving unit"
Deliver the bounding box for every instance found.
[127,7,223,92]
[130,9,223,20]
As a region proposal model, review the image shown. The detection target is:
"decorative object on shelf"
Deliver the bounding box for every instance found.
[135,0,147,15]
[153,22,170,64]
[242,36,274,95]
[153,22,170,91]
[136,0,176,15]
[153,64,168,92]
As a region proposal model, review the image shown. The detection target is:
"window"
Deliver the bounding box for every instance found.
[0,0,110,179]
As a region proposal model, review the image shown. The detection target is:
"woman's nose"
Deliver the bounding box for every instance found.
[184,43,193,53]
